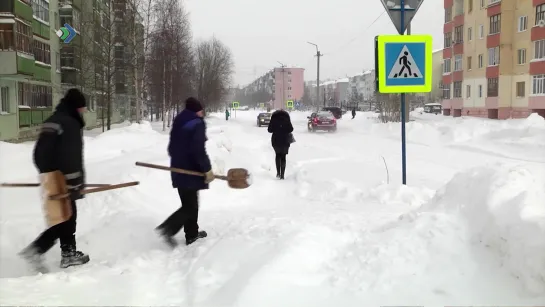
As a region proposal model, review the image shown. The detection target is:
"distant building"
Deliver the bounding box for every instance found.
[273,67,304,110]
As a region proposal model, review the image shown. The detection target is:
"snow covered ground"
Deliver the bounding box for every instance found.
[0,110,544,306]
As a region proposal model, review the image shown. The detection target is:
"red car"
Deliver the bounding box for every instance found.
[307,111,337,132]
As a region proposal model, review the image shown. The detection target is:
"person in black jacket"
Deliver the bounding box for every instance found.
[155,97,214,247]
[19,88,90,272]
[268,109,294,179]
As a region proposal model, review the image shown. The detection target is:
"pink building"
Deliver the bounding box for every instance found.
[273,67,304,110]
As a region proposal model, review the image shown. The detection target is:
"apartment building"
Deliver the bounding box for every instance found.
[0,0,62,141]
[442,0,545,119]
[273,67,304,110]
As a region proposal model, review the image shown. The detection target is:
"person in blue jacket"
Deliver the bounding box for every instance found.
[155,97,215,247]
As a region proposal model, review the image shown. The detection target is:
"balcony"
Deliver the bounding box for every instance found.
[18,107,53,128]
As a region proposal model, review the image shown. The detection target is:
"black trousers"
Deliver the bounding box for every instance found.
[33,200,77,254]
[158,189,199,239]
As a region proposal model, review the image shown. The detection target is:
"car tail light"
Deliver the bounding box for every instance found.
[313,118,318,123]
[332,118,336,123]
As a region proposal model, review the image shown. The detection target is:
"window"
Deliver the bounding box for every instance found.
[478,54,483,68]
[487,78,498,97]
[443,58,452,73]
[32,0,49,23]
[15,21,32,54]
[443,83,451,99]
[479,24,484,39]
[454,26,463,43]
[517,49,526,65]
[489,0,500,4]
[489,14,501,34]
[532,75,545,95]
[73,9,81,30]
[488,47,500,66]
[454,55,463,71]
[480,0,485,8]
[467,56,472,70]
[33,40,50,64]
[0,24,14,51]
[445,7,452,23]
[453,81,462,98]
[536,4,545,25]
[535,39,545,59]
[56,51,60,72]
[518,16,528,32]
[468,27,473,41]
[466,85,471,98]
[468,0,473,12]
[516,82,525,97]
[444,32,452,48]
[54,12,59,29]
[0,87,9,114]
[478,85,483,97]
[18,83,52,107]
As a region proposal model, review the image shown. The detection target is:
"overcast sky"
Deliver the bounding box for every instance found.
[185,0,444,86]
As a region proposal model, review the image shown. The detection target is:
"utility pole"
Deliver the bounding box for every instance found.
[307,42,322,110]
[278,61,286,110]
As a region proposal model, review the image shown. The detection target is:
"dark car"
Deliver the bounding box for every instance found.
[321,107,342,119]
[257,112,272,127]
[308,111,337,132]
[423,103,442,115]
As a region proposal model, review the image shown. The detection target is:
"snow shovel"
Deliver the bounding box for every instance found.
[135,161,251,189]
[49,181,140,200]
[1,183,110,188]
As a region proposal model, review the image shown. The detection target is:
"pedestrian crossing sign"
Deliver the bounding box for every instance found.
[232,101,239,109]
[376,34,432,93]
[286,100,294,109]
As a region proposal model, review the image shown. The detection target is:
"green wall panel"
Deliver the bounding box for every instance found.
[34,64,51,82]
[14,0,32,22]
[17,55,34,75]
[32,20,51,39]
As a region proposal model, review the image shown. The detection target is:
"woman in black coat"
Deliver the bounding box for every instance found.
[267,109,294,179]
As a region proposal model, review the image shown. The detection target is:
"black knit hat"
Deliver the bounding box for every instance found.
[62,88,86,109]
[185,97,203,113]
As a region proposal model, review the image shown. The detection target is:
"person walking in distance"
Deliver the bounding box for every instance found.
[156,97,214,247]
[268,109,294,179]
[351,107,356,119]
[19,88,90,272]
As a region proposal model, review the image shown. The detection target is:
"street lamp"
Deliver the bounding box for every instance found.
[307,42,322,108]
[277,61,286,110]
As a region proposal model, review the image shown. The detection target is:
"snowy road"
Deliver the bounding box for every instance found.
[1,110,544,306]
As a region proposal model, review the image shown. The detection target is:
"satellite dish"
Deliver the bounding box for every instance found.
[539,19,545,28]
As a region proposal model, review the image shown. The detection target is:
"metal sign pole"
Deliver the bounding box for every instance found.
[400,0,407,185]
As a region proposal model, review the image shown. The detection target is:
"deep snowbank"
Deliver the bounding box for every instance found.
[420,163,545,294]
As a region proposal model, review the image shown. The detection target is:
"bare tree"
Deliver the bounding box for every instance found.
[194,37,234,110]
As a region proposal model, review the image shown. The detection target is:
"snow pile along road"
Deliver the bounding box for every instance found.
[419,163,545,295]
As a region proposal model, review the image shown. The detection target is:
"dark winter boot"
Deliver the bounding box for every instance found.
[155,226,178,248]
[60,245,90,269]
[186,231,207,245]
[275,157,281,178]
[18,244,48,273]
[280,161,286,180]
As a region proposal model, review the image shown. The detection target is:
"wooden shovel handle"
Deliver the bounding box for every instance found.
[1,183,110,188]
[135,162,228,181]
[49,181,140,200]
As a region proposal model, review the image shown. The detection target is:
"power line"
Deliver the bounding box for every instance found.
[324,11,386,57]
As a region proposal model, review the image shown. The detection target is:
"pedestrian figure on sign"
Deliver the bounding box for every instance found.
[394,51,418,78]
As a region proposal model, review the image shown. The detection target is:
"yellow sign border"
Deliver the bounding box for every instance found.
[377,34,433,94]
[232,101,240,109]
[286,100,294,108]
